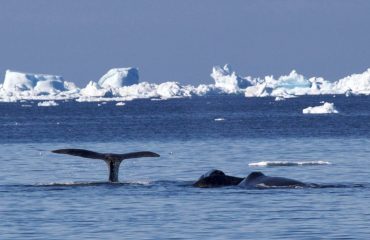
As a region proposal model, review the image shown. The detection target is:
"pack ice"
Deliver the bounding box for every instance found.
[1,65,370,102]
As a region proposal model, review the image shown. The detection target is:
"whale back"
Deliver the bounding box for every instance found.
[240,171,306,188]
[258,176,306,187]
[246,171,265,181]
[199,169,226,179]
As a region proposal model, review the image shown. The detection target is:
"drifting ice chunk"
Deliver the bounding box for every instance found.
[116,102,126,106]
[334,68,370,95]
[273,70,311,89]
[302,102,339,114]
[3,70,37,91]
[156,82,192,99]
[211,64,251,94]
[3,70,73,93]
[274,96,285,101]
[98,68,139,88]
[116,82,157,99]
[37,100,59,107]
[193,84,214,96]
[80,81,112,97]
[245,83,269,97]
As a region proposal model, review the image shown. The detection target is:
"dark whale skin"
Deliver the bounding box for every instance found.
[239,172,306,188]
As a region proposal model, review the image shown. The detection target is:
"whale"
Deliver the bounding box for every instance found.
[238,171,306,188]
[193,169,243,188]
[193,170,306,188]
[52,149,160,182]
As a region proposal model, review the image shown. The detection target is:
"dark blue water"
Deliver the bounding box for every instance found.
[1,96,370,239]
[2,95,370,143]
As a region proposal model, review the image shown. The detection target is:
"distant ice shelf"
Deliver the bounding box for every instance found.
[1,64,370,102]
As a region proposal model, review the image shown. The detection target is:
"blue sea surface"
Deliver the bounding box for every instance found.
[1,96,370,239]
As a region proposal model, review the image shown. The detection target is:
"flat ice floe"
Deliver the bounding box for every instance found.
[302,102,339,114]
[115,102,126,106]
[248,161,332,167]
[37,100,59,107]
[1,64,370,102]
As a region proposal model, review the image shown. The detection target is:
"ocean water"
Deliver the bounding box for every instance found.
[1,95,370,239]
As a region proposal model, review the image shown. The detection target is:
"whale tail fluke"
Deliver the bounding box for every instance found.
[52,149,160,161]
[113,151,160,161]
[52,149,106,160]
[52,149,160,182]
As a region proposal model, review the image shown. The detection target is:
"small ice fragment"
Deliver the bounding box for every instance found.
[116,102,126,106]
[37,101,59,107]
[275,96,285,101]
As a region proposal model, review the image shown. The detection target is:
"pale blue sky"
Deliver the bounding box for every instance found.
[1,0,369,86]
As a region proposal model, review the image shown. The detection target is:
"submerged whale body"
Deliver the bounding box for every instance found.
[193,170,306,188]
[238,171,306,188]
[52,149,160,182]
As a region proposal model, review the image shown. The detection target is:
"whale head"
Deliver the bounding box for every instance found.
[193,169,243,188]
[199,169,226,179]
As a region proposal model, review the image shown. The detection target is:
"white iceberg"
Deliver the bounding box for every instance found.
[37,100,59,107]
[78,80,206,102]
[244,83,269,97]
[98,68,139,88]
[273,70,311,89]
[302,102,339,114]
[334,68,370,95]
[211,64,251,94]
[0,70,78,102]
[80,81,112,98]
[115,82,158,100]
[156,82,193,99]
[3,70,76,94]
[244,70,335,97]
[2,65,370,103]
